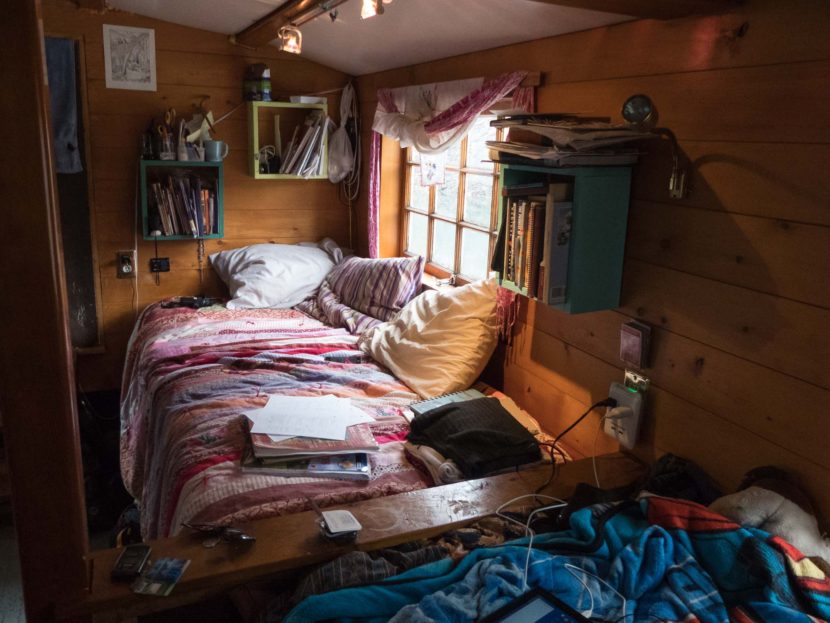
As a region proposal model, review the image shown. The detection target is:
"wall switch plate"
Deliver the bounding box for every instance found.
[116,250,137,279]
[604,381,645,450]
[620,321,651,369]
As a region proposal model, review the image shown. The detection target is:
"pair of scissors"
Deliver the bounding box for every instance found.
[164,107,176,128]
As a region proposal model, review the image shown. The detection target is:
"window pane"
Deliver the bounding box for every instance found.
[445,140,462,169]
[431,219,457,270]
[410,149,421,164]
[434,170,459,219]
[466,116,496,171]
[406,212,428,257]
[460,228,490,280]
[463,173,494,227]
[408,167,429,211]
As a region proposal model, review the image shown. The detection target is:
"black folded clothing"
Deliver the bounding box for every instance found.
[407,397,541,478]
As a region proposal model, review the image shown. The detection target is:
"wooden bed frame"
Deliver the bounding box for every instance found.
[59,453,645,622]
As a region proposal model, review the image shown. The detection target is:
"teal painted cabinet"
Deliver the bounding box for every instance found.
[497,163,632,314]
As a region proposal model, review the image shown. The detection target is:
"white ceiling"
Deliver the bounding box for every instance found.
[107,0,631,76]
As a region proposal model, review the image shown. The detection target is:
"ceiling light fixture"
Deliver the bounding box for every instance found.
[361,0,393,19]
[277,25,302,54]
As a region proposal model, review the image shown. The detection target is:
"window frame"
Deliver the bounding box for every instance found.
[400,118,502,285]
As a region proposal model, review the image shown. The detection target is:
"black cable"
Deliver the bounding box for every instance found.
[536,398,617,494]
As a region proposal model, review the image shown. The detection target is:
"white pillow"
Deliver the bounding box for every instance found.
[210,243,335,309]
[359,279,499,398]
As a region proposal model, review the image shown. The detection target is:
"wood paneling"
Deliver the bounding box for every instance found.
[356,0,830,518]
[1,1,89,620]
[43,0,351,390]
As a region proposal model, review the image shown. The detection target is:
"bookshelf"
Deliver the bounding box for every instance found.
[247,101,328,180]
[497,163,632,314]
[139,160,224,241]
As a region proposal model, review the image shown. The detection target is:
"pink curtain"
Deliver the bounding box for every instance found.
[367,131,381,258]
[423,71,526,135]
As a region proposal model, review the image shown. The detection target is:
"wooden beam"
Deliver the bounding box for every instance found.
[234,0,350,49]
[60,454,645,620]
[524,0,739,20]
[1,1,90,622]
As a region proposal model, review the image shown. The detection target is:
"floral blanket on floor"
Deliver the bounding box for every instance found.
[282,496,830,622]
[121,302,431,539]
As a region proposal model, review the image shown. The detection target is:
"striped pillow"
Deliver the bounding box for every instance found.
[328,255,425,323]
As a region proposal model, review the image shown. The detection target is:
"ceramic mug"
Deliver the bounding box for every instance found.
[204,140,229,162]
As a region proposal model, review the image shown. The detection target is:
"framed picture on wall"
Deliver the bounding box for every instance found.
[102,24,157,91]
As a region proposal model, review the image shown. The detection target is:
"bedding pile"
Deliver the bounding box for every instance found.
[282,496,830,622]
[121,303,431,539]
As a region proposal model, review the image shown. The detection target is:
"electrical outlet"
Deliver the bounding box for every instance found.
[116,250,137,279]
[604,381,645,450]
[149,257,170,273]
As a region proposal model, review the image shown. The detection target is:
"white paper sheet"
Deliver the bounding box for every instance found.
[244,395,370,440]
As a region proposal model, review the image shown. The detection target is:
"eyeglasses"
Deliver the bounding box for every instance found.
[182,522,256,548]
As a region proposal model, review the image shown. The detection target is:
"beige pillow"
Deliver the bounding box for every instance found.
[359,279,499,398]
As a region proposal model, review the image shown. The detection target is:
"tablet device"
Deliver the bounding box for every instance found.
[481,587,592,623]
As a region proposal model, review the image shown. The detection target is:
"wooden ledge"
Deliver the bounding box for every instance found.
[60,453,645,621]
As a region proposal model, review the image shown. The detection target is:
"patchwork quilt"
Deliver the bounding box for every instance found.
[121,302,431,539]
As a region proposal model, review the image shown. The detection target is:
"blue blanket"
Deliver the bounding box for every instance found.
[283,496,830,622]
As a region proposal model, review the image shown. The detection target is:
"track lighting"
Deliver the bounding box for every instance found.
[361,0,392,19]
[277,25,302,54]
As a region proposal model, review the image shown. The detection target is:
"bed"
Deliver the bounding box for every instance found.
[120,300,553,540]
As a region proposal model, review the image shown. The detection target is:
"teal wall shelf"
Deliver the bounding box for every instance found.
[496,163,632,314]
[139,160,224,241]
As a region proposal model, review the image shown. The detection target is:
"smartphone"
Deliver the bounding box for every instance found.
[111,544,151,582]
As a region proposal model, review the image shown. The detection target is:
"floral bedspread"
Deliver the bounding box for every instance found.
[121,302,431,539]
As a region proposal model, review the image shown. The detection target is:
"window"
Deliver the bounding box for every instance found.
[402,116,501,283]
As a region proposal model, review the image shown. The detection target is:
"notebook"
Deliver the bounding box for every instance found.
[409,388,486,417]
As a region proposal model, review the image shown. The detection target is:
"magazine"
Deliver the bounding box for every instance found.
[241,448,371,481]
[250,422,378,458]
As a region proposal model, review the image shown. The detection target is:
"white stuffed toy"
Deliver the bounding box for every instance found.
[710,485,830,567]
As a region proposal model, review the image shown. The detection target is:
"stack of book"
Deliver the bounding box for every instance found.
[241,423,377,480]
[149,174,218,237]
[487,113,656,167]
[241,395,379,480]
[503,182,572,302]
[279,110,328,177]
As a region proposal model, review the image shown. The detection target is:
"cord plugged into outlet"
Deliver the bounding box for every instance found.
[603,381,645,450]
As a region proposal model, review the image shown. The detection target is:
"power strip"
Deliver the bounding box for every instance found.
[603,382,643,450]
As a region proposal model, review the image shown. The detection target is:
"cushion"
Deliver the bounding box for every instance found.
[209,242,336,309]
[326,255,425,323]
[359,279,499,398]
[295,281,385,335]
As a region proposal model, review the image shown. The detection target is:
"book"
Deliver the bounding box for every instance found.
[250,422,378,459]
[131,557,190,596]
[409,388,486,417]
[515,200,527,289]
[527,201,545,299]
[547,199,573,304]
[241,448,371,481]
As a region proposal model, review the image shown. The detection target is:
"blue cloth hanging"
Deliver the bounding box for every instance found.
[45,37,83,174]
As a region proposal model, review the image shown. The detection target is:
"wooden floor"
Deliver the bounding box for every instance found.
[62,453,644,621]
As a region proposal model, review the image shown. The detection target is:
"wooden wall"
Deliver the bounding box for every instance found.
[355,0,830,518]
[43,0,351,390]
